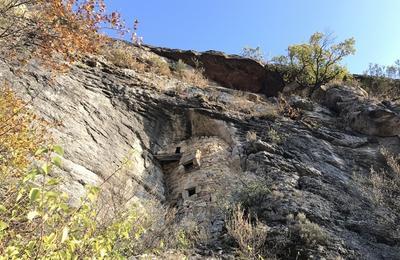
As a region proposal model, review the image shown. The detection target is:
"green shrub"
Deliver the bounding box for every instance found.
[239,181,271,209]
[0,87,152,258]
[287,213,328,246]
[267,128,283,144]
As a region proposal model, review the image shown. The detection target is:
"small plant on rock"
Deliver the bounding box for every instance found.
[173,59,187,74]
[239,181,271,209]
[226,204,269,259]
[105,47,145,71]
[267,128,283,144]
[278,94,302,120]
[287,213,328,247]
[149,56,171,76]
[173,59,208,87]
[246,131,257,142]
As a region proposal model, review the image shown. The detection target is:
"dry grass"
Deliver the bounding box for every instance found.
[173,59,208,88]
[246,131,257,142]
[329,77,361,88]
[226,204,269,259]
[224,92,278,120]
[104,48,146,72]
[180,69,208,87]
[103,45,175,79]
[353,148,400,210]
[251,103,279,120]
[148,56,172,76]
[131,207,205,257]
[278,94,301,120]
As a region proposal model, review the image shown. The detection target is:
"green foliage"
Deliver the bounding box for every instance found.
[360,60,400,99]
[239,181,271,209]
[357,74,400,99]
[267,128,283,144]
[273,32,355,91]
[0,87,200,259]
[0,87,146,258]
[287,213,328,247]
[0,145,147,259]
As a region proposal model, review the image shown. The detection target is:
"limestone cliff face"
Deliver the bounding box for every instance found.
[3,44,400,259]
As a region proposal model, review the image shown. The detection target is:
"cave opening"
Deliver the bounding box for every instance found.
[187,187,196,197]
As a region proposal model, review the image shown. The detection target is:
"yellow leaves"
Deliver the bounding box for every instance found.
[0,85,48,178]
[0,87,154,258]
[1,0,126,70]
[0,220,8,231]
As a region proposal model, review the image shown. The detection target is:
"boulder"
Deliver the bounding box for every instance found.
[147,46,285,97]
[317,85,400,136]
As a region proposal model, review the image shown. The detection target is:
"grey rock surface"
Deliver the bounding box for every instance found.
[2,46,400,259]
[316,84,400,137]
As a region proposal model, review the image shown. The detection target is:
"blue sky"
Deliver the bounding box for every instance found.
[104,0,400,74]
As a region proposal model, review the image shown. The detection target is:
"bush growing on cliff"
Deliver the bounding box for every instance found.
[359,60,400,99]
[241,46,265,63]
[272,32,355,93]
[0,86,201,258]
[173,59,208,88]
[0,0,125,69]
[226,205,269,259]
[287,213,328,247]
[0,86,147,258]
[364,60,400,79]
[104,45,146,72]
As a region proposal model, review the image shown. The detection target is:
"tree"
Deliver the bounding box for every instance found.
[241,46,265,63]
[273,32,356,92]
[386,65,397,79]
[364,63,386,77]
[364,60,400,79]
[0,0,126,69]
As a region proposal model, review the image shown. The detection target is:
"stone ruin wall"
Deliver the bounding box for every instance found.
[159,136,242,237]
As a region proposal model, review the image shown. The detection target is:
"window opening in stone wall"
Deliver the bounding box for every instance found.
[183,161,195,171]
[187,187,196,197]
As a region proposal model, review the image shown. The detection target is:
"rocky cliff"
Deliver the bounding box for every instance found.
[3,43,400,259]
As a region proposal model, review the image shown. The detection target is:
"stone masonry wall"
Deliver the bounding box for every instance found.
[160,136,242,237]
